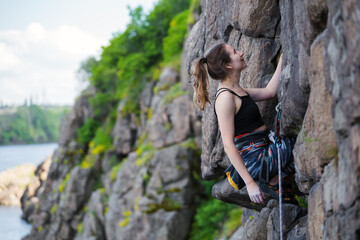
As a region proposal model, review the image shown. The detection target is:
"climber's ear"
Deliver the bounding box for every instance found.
[225,62,233,70]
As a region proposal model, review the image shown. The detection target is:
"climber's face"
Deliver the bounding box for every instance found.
[225,44,247,72]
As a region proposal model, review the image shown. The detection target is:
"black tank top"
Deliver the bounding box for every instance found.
[214,88,265,136]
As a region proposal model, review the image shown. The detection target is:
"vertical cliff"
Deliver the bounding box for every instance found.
[21,67,202,240]
[185,0,359,239]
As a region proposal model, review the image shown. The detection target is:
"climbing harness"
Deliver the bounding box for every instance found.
[274,102,284,240]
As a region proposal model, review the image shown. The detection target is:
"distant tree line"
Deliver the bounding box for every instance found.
[0,105,70,145]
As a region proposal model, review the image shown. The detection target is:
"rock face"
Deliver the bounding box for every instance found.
[21,66,200,240]
[227,200,307,240]
[186,0,281,181]
[185,0,359,239]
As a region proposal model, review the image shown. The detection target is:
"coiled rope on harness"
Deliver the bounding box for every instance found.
[275,102,284,240]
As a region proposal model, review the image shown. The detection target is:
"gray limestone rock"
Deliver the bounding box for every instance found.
[58,167,95,221]
[229,226,246,240]
[245,207,272,240]
[293,31,337,193]
[232,0,280,38]
[112,111,137,156]
[148,95,196,148]
[157,67,179,89]
[75,190,106,240]
[286,215,307,240]
[58,86,95,146]
[266,204,304,239]
[307,182,324,240]
[305,0,328,34]
[212,178,273,211]
[105,144,198,240]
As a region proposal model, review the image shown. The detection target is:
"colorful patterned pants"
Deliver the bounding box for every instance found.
[225,130,296,190]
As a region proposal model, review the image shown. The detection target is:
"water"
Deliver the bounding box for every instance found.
[0,143,58,240]
[0,142,58,172]
[0,207,33,240]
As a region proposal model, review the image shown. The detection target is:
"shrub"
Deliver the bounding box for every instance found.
[189,180,243,240]
[77,119,100,145]
[163,10,189,63]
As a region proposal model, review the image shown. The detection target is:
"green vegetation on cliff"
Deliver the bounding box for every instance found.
[75,0,244,237]
[55,0,244,238]
[83,0,191,120]
[189,180,243,240]
[75,0,192,149]
[0,105,69,145]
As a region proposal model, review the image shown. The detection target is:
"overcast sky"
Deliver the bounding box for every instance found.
[0,0,158,106]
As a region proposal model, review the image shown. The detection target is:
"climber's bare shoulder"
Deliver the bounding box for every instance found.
[243,87,275,102]
[215,91,237,143]
[215,90,239,117]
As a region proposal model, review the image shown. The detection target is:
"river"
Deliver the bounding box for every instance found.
[0,143,58,240]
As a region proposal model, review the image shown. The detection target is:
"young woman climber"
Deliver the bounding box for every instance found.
[192,43,296,204]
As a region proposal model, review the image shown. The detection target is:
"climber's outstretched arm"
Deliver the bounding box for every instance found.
[244,54,283,102]
[215,91,264,204]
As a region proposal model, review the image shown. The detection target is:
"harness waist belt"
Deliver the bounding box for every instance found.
[234,130,270,150]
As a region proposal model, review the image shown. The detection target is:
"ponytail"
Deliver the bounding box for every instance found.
[192,43,231,111]
[193,58,209,111]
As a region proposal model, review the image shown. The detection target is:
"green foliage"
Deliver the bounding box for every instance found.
[153,83,172,95]
[79,0,190,120]
[294,195,308,209]
[220,208,243,238]
[0,105,69,145]
[189,180,242,240]
[163,82,188,104]
[79,154,96,169]
[145,197,182,214]
[110,160,125,182]
[165,122,172,132]
[77,119,101,145]
[181,138,197,150]
[188,0,201,24]
[90,114,115,155]
[93,178,103,191]
[164,55,182,72]
[119,210,132,227]
[76,56,98,83]
[50,204,58,214]
[142,172,151,187]
[325,145,338,160]
[147,108,153,120]
[163,10,189,63]
[152,65,163,82]
[135,141,155,166]
[134,132,156,166]
[289,124,302,136]
[77,222,84,234]
[89,92,118,119]
[58,173,71,193]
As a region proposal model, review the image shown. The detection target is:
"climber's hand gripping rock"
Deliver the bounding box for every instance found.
[247,180,265,204]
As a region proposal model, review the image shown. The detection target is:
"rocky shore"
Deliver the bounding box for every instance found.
[0,155,51,207]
